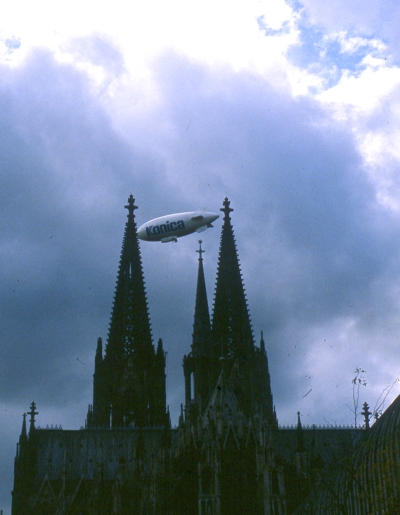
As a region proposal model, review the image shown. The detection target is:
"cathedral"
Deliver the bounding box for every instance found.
[12,196,400,514]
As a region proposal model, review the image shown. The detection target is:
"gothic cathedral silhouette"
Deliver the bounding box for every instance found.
[12,196,400,514]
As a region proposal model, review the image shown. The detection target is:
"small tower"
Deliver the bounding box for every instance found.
[12,405,38,515]
[183,240,212,419]
[16,413,28,461]
[192,241,211,358]
[255,331,277,425]
[88,195,167,428]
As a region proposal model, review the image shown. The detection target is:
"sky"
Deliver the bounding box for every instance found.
[2,0,400,511]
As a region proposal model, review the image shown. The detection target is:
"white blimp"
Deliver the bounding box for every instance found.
[137,210,220,243]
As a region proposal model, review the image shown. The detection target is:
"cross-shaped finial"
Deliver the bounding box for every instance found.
[221,197,233,221]
[361,401,372,430]
[196,240,205,261]
[29,401,38,432]
[125,194,138,220]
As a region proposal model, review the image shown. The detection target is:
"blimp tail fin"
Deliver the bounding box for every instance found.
[191,215,205,221]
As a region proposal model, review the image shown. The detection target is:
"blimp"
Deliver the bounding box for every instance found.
[137,210,219,243]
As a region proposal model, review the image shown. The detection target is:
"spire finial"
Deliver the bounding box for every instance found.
[197,240,205,261]
[125,194,138,220]
[220,197,233,221]
[29,401,38,433]
[361,401,372,429]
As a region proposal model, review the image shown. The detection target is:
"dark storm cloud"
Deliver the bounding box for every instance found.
[0,48,166,407]
[134,52,400,418]
[2,44,400,512]
[146,52,397,322]
[1,45,399,418]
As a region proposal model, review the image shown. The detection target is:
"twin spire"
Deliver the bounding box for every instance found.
[107,193,152,359]
[89,195,166,429]
[211,197,254,361]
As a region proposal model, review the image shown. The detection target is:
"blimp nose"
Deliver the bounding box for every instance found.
[137,224,146,240]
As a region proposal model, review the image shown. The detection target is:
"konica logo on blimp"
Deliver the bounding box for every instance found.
[145,219,186,238]
[137,211,219,243]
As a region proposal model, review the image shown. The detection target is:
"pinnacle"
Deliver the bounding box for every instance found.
[221,197,234,221]
[125,194,138,220]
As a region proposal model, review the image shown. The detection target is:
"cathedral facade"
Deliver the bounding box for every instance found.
[12,196,400,514]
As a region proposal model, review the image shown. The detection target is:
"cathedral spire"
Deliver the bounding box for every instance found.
[206,199,277,423]
[107,194,152,361]
[183,241,212,416]
[89,195,167,428]
[192,240,211,355]
[211,198,254,362]
[207,198,255,417]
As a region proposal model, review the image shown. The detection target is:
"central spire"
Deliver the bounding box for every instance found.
[192,240,211,355]
[183,240,212,419]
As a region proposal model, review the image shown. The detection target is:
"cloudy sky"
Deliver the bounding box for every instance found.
[2,0,400,511]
